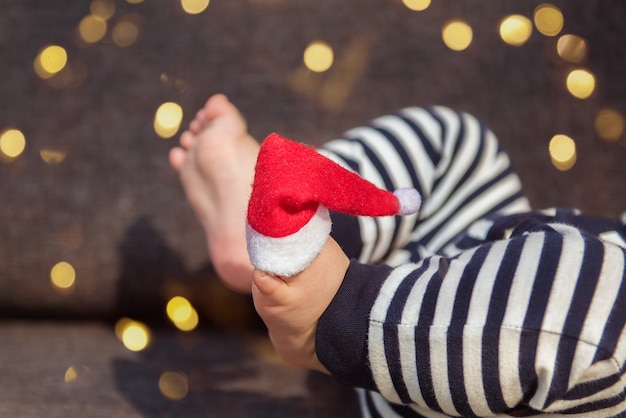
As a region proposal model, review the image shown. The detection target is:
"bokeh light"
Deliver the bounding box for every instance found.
[112,19,139,47]
[499,15,533,46]
[159,371,189,400]
[64,365,90,384]
[549,134,577,171]
[127,0,143,3]
[595,109,625,142]
[50,261,76,292]
[0,129,26,160]
[166,296,199,331]
[40,149,67,164]
[90,0,116,20]
[557,34,588,63]
[402,0,431,12]
[115,318,151,352]
[441,20,473,51]
[154,102,183,139]
[566,68,595,99]
[34,45,68,79]
[181,0,210,15]
[533,4,564,37]
[78,15,107,44]
[303,41,334,73]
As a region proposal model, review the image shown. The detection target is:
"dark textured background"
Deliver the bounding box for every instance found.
[0,1,624,416]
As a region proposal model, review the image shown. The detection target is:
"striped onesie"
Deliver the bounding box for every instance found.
[314,107,626,417]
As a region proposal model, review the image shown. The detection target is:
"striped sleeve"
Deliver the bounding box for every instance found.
[316,222,626,417]
[320,106,530,266]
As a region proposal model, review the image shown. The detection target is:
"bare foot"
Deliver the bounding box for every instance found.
[169,94,259,293]
[251,237,350,373]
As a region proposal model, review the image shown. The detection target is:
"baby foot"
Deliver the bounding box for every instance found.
[251,237,350,373]
[169,94,259,293]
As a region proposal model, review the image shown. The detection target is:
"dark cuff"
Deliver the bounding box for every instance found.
[315,259,392,391]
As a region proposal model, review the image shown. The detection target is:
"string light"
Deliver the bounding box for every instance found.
[159,371,189,400]
[50,261,76,293]
[595,109,625,142]
[557,34,588,63]
[566,68,595,99]
[112,19,139,47]
[78,15,107,44]
[533,4,564,37]
[40,149,67,164]
[181,0,210,15]
[115,318,151,352]
[90,0,116,21]
[34,45,68,79]
[0,129,26,161]
[549,134,577,171]
[402,0,431,12]
[303,41,334,73]
[499,15,533,46]
[441,20,473,51]
[154,102,183,139]
[166,296,199,331]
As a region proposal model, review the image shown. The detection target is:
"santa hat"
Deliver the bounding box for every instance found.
[246,133,421,277]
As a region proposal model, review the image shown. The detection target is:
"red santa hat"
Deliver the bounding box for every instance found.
[246,133,421,277]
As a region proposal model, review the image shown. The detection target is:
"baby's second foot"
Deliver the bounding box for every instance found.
[169,94,259,293]
[251,237,350,373]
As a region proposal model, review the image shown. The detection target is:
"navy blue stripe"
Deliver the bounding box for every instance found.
[482,237,525,413]
[547,235,604,405]
[397,114,441,168]
[447,245,491,417]
[594,250,626,363]
[519,232,564,401]
[374,126,422,192]
[384,262,432,404]
[414,262,447,413]
[564,373,622,400]
[431,109,466,193]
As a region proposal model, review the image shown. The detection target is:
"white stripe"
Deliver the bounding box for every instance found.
[500,232,546,407]
[461,241,510,416]
[369,264,421,404]
[399,258,441,407]
[374,113,436,196]
[401,106,444,154]
[429,248,477,416]
[531,226,585,409]
[569,242,625,388]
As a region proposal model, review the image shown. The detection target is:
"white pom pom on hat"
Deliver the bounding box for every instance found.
[246,133,421,277]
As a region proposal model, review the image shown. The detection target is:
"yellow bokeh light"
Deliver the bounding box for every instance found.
[64,365,90,384]
[90,0,116,20]
[0,129,26,160]
[402,0,431,12]
[34,45,68,79]
[534,4,564,37]
[127,0,143,3]
[595,109,624,142]
[557,34,587,63]
[50,261,76,291]
[78,15,107,44]
[499,15,533,46]
[112,20,139,47]
[566,68,595,99]
[40,149,67,164]
[181,0,210,14]
[166,296,199,331]
[549,134,577,171]
[303,41,334,73]
[154,102,183,139]
[442,20,473,51]
[159,372,189,400]
[115,318,151,352]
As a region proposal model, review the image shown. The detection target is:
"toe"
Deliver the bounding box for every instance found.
[179,131,196,149]
[168,147,187,170]
[251,269,289,304]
